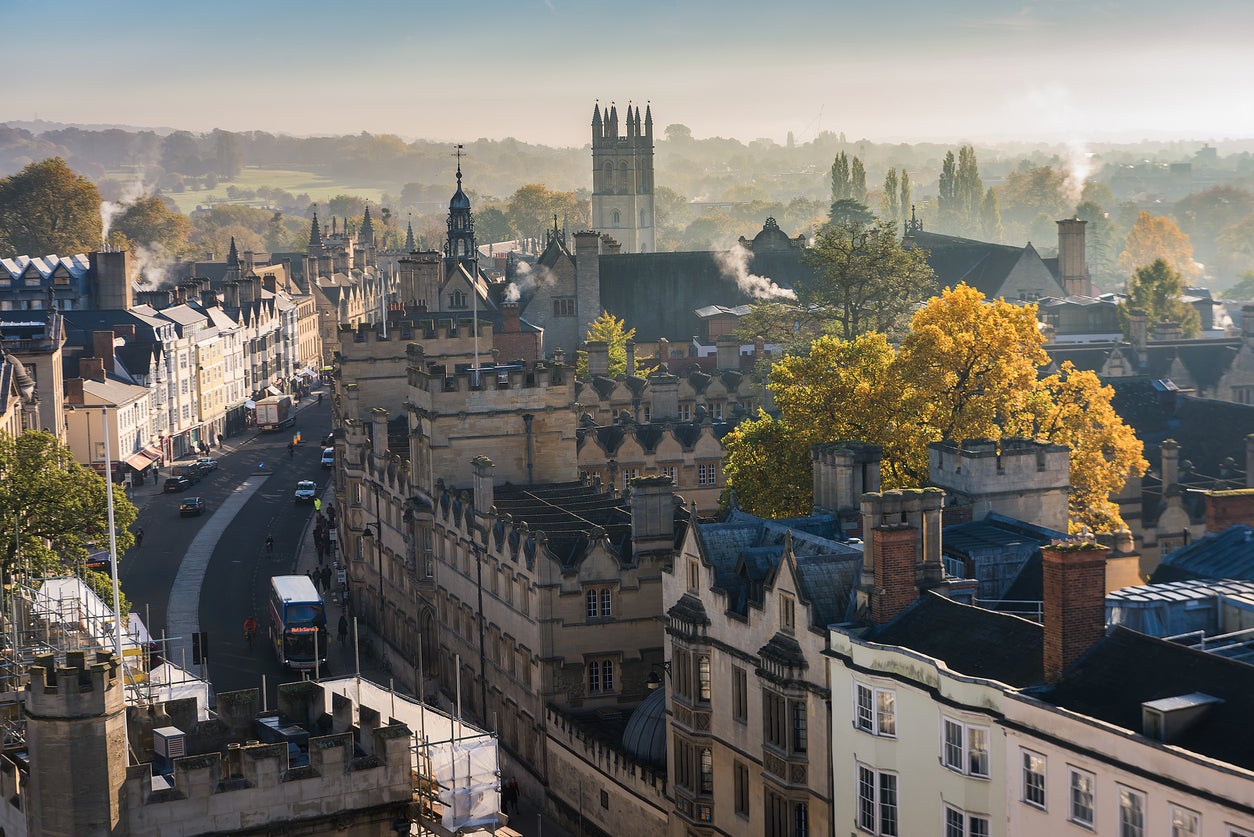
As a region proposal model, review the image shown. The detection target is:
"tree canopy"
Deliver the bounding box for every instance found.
[109,195,192,257]
[0,157,102,255]
[1117,211,1199,283]
[1119,258,1200,337]
[722,284,1146,531]
[0,431,136,577]
[577,311,636,378]
[796,218,937,341]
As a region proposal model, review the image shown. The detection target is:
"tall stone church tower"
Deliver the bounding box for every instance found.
[591,101,655,253]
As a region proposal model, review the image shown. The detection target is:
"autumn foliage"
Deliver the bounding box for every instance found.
[723,284,1146,531]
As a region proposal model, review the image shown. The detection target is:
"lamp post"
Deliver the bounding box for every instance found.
[361,482,386,663]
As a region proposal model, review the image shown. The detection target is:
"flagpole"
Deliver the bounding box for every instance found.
[102,407,123,664]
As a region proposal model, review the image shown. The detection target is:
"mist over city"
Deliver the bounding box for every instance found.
[2,2,1254,836]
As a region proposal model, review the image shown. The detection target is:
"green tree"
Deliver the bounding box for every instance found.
[830,153,852,202]
[1225,270,1254,301]
[0,158,102,255]
[506,184,586,242]
[980,188,1003,242]
[111,195,191,257]
[1119,259,1200,337]
[798,218,938,341]
[0,431,136,577]
[474,206,513,244]
[720,411,814,518]
[882,168,900,223]
[828,199,874,226]
[899,170,911,226]
[725,285,1146,531]
[938,151,957,230]
[850,157,867,204]
[576,311,636,378]
[956,145,984,234]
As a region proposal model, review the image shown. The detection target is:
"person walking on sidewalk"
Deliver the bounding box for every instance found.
[321,565,332,593]
[338,613,348,647]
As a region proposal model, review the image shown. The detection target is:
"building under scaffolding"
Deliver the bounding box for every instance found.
[0,577,509,836]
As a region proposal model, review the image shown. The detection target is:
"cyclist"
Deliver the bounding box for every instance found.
[243,615,258,650]
[264,535,275,555]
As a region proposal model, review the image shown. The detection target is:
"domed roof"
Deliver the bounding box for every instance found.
[620,686,667,769]
[450,184,471,211]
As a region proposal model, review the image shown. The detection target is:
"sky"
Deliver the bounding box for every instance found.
[3,0,1253,147]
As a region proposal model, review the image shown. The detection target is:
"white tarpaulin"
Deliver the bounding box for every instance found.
[319,676,500,832]
[126,662,212,720]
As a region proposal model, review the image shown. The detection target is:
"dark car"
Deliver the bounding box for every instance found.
[179,497,205,517]
[163,476,191,493]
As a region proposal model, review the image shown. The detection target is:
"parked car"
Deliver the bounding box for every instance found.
[195,457,218,473]
[294,480,317,503]
[320,447,335,468]
[179,497,205,517]
[163,476,191,493]
[170,463,202,483]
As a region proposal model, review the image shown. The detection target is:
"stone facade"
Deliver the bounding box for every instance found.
[591,102,655,254]
[928,437,1071,532]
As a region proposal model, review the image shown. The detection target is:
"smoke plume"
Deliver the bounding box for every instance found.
[715,244,796,301]
[99,179,149,241]
[504,260,557,304]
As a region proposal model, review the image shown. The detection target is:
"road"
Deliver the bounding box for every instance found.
[119,398,333,704]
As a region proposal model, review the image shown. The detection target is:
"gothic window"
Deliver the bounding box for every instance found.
[450,290,467,309]
[612,209,622,226]
[603,162,613,186]
[553,297,575,317]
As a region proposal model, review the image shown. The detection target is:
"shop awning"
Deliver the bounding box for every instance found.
[140,444,162,462]
[125,451,153,471]
[320,366,335,372]
[298,369,317,379]
[266,386,283,397]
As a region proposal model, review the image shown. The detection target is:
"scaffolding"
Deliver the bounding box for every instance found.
[0,576,196,746]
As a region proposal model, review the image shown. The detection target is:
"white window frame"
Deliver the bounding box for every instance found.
[856,763,898,836]
[944,805,990,837]
[1068,767,1096,829]
[941,718,990,778]
[1021,749,1046,810]
[1171,805,1200,837]
[1118,785,1145,837]
[854,682,896,737]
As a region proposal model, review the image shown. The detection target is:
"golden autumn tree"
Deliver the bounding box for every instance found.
[724,284,1147,531]
[1117,211,1199,284]
[575,311,636,378]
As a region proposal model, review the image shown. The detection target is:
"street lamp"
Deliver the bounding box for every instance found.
[645,661,672,691]
[360,482,386,657]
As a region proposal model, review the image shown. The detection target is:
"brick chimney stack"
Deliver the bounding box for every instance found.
[859,488,945,625]
[502,302,521,334]
[1042,539,1108,682]
[92,330,115,367]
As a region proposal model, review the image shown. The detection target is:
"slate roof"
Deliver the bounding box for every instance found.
[1150,524,1254,584]
[864,591,1045,687]
[943,512,1068,602]
[1029,626,1254,772]
[904,231,1053,299]
[492,481,633,570]
[599,246,815,344]
[696,509,862,629]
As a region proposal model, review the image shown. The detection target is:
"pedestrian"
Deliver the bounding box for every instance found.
[217,433,224,448]
[134,527,144,549]
[338,613,348,646]
[503,777,519,814]
[321,565,332,592]
[315,541,324,564]
[265,535,274,555]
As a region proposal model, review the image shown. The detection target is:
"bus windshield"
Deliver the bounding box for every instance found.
[286,603,323,625]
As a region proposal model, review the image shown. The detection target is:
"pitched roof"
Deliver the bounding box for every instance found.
[905,230,1054,299]
[864,591,1045,687]
[1030,626,1254,772]
[492,481,632,570]
[1151,524,1254,584]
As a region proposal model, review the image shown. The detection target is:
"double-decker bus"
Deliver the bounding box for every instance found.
[268,575,327,671]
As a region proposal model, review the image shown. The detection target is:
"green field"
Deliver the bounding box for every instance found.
[109,167,387,214]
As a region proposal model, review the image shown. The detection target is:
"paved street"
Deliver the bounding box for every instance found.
[119,394,333,705]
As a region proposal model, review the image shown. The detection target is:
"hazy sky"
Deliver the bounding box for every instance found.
[4,0,1252,146]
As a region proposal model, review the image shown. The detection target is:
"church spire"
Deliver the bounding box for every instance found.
[645,102,653,141]
[592,101,603,140]
[308,212,324,256]
[360,204,375,248]
[405,218,415,252]
[227,236,239,268]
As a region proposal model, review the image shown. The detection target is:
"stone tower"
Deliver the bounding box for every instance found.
[1057,217,1091,297]
[444,151,477,278]
[24,651,128,836]
[591,101,655,253]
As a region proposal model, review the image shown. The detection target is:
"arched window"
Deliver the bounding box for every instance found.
[618,161,629,191]
[700,748,714,794]
[612,209,621,226]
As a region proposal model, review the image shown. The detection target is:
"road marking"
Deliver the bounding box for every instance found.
[165,474,270,675]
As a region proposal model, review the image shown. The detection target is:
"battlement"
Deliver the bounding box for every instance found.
[409,359,573,405]
[25,650,122,718]
[339,317,494,346]
[928,437,1071,532]
[545,706,667,797]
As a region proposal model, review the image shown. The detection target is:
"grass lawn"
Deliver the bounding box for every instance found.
[109,167,388,214]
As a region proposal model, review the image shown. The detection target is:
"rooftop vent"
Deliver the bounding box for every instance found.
[153,726,186,760]
[1141,692,1223,743]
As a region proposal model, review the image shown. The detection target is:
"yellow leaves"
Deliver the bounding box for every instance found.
[725,284,1146,532]
[1117,211,1199,283]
